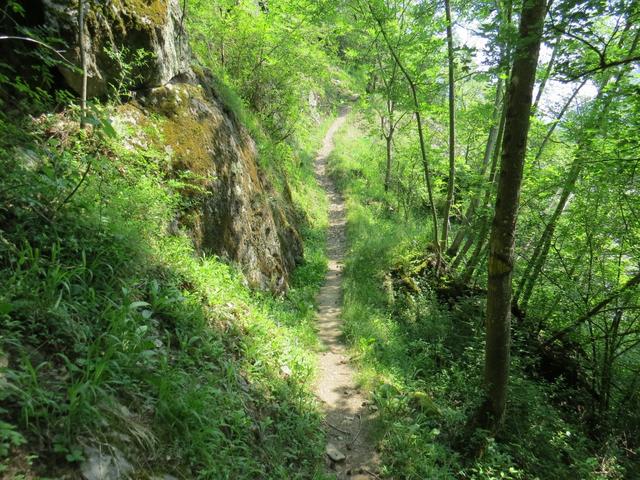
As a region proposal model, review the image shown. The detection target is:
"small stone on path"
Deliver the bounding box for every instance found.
[326,443,346,462]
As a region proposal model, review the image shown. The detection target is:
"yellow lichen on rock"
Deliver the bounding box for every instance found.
[153,84,216,176]
[121,0,169,26]
[163,115,214,176]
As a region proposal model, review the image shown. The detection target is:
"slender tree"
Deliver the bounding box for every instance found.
[478,0,546,430]
[532,31,561,112]
[441,0,456,250]
[374,52,404,193]
[456,102,505,278]
[78,0,87,128]
[447,76,503,258]
[367,0,440,251]
[533,77,587,162]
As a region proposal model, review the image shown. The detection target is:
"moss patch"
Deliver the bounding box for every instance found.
[163,115,214,175]
[145,84,216,177]
[122,0,168,26]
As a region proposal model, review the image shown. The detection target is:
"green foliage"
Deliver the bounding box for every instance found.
[187,0,353,140]
[0,99,331,477]
[0,13,72,113]
[0,419,26,457]
[329,112,633,479]
[104,45,155,101]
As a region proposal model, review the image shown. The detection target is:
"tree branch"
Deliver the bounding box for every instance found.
[544,271,640,346]
[0,35,70,64]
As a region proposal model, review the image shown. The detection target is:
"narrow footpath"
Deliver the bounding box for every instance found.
[314,110,381,480]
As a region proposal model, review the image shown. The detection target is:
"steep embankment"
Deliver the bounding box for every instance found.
[41,0,303,291]
[0,0,332,477]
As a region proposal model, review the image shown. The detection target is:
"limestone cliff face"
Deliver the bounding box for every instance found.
[139,82,303,291]
[44,0,303,291]
[44,0,191,97]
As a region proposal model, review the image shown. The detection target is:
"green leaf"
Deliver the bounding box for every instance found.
[99,117,117,138]
[82,115,101,127]
[65,447,84,463]
[0,301,13,316]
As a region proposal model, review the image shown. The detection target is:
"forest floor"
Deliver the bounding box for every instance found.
[314,110,381,480]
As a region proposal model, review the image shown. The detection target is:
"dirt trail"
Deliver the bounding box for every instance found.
[314,110,381,480]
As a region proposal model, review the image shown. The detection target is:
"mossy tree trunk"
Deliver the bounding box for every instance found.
[477,0,546,431]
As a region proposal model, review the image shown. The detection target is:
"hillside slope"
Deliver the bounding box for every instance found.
[0,0,336,477]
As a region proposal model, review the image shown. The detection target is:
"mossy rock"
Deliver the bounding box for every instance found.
[45,0,191,97]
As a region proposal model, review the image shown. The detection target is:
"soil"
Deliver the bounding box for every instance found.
[314,109,382,479]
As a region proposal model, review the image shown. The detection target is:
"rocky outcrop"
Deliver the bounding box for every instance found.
[41,0,303,291]
[135,81,302,291]
[43,0,192,97]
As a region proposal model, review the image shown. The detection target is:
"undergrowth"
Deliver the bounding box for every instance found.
[0,97,332,478]
[328,110,627,480]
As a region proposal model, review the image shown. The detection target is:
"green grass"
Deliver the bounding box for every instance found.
[327,110,626,480]
[0,102,333,478]
[327,115,465,479]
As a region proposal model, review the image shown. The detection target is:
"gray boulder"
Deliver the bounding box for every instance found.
[44,0,192,97]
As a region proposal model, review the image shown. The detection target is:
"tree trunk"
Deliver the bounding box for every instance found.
[477,0,546,431]
[411,85,441,251]
[441,0,456,250]
[532,32,560,112]
[384,128,393,192]
[383,98,396,193]
[78,0,87,128]
[533,77,587,162]
[455,95,506,276]
[515,159,581,310]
